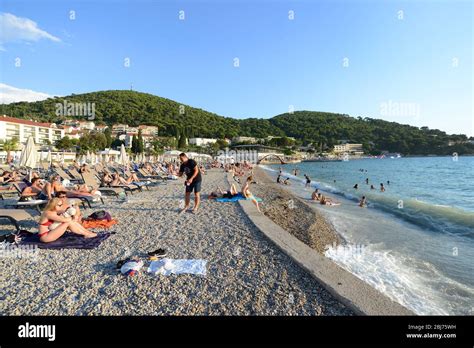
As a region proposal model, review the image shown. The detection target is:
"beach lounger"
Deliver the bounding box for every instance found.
[81,171,125,197]
[90,169,141,194]
[0,209,37,232]
[0,186,20,200]
[55,167,81,183]
[67,168,85,182]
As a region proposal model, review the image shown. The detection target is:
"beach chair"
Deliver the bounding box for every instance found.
[81,171,125,197]
[54,167,81,184]
[0,209,37,232]
[90,168,141,194]
[67,168,85,182]
[0,185,20,200]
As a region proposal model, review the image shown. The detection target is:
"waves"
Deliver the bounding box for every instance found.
[262,165,474,238]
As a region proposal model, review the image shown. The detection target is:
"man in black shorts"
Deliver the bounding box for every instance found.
[178,153,202,214]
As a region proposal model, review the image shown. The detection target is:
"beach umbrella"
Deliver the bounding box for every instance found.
[19,136,38,169]
[46,150,52,165]
[86,151,92,163]
[91,152,97,164]
[118,144,129,166]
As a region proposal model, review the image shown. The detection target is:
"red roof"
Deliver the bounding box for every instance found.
[0,115,55,128]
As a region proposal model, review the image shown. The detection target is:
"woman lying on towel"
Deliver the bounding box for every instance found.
[38,198,96,243]
[208,183,239,199]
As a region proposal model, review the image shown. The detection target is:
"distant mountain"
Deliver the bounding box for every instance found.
[1,90,472,155]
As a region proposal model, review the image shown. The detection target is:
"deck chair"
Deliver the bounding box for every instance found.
[55,167,81,183]
[0,209,37,232]
[89,168,141,194]
[67,168,84,182]
[0,185,20,200]
[81,171,124,197]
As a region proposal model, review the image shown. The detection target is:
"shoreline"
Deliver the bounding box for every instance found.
[0,169,355,315]
[250,166,341,254]
[240,165,413,315]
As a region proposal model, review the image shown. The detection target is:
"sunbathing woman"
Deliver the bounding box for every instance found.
[209,184,239,199]
[38,198,96,243]
[21,178,48,200]
[43,174,98,199]
[241,176,261,212]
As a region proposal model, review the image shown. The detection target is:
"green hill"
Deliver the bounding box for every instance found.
[1,90,472,155]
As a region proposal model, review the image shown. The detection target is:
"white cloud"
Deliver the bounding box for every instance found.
[0,12,60,50]
[0,83,54,104]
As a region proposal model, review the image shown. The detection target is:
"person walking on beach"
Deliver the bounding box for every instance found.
[178,153,202,214]
[304,174,311,188]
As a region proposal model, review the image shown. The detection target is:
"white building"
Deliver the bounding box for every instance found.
[333,143,364,155]
[232,136,257,144]
[0,115,65,145]
[188,138,218,146]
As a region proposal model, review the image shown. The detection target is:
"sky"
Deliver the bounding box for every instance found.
[0,0,472,136]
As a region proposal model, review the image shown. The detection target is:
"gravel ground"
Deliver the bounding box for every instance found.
[0,169,354,315]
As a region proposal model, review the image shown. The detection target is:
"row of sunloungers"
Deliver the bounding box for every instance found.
[0,162,169,235]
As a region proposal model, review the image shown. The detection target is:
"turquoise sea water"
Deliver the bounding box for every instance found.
[264,156,474,315]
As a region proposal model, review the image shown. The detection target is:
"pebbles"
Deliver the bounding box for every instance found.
[0,169,353,316]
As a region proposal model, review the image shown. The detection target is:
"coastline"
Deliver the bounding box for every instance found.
[238,165,414,315]
[0,169,355,315]
[250,166,341,254]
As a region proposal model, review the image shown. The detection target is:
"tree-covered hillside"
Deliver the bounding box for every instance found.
[1,90,472,155]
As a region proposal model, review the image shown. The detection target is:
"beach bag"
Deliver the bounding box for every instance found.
[87,210,112,221]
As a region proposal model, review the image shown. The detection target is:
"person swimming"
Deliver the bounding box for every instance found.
[353,184,359,189]
[380,183,385,192]
[359,196,367,207]
[283,177,291,185]
[365,178,369,184]
[370,185,375,190]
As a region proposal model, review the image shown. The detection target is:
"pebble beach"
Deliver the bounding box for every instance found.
[0,168,354,316]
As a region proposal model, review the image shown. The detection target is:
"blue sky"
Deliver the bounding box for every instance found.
[0,0,472,136]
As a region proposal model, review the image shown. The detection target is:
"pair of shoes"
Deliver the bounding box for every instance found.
[147,248,167,258]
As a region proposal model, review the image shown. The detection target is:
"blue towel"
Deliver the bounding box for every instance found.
[19,231,112,250]
[216,193,262,203]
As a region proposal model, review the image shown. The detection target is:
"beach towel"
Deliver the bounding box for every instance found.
[82,219,118,230]
[215,193,262,203]
[18,231,112,250]
[147,259,207,276]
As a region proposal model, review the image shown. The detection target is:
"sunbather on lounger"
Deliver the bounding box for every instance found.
[21,178,48,200]
[38,198,96,243]
[44,174,98,199]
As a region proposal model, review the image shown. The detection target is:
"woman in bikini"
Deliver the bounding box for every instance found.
[241,175,261,212]
[209,184,239,199]
[43,174,98,199]
[38,198,96,243]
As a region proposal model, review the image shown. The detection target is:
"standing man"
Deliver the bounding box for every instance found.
[178,153,202,214]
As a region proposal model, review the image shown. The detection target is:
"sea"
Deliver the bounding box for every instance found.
[263,156,474,315]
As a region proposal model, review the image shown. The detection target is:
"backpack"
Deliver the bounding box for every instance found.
[87,210,112,221]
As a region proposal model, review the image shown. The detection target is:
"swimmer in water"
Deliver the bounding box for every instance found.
[353,184,359,189]
[370,185,375,190]
[284,177,291,185]
[311,188,319,200]
[380,183,385,192]
[365,178,369,184]
[359,196,367,207]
